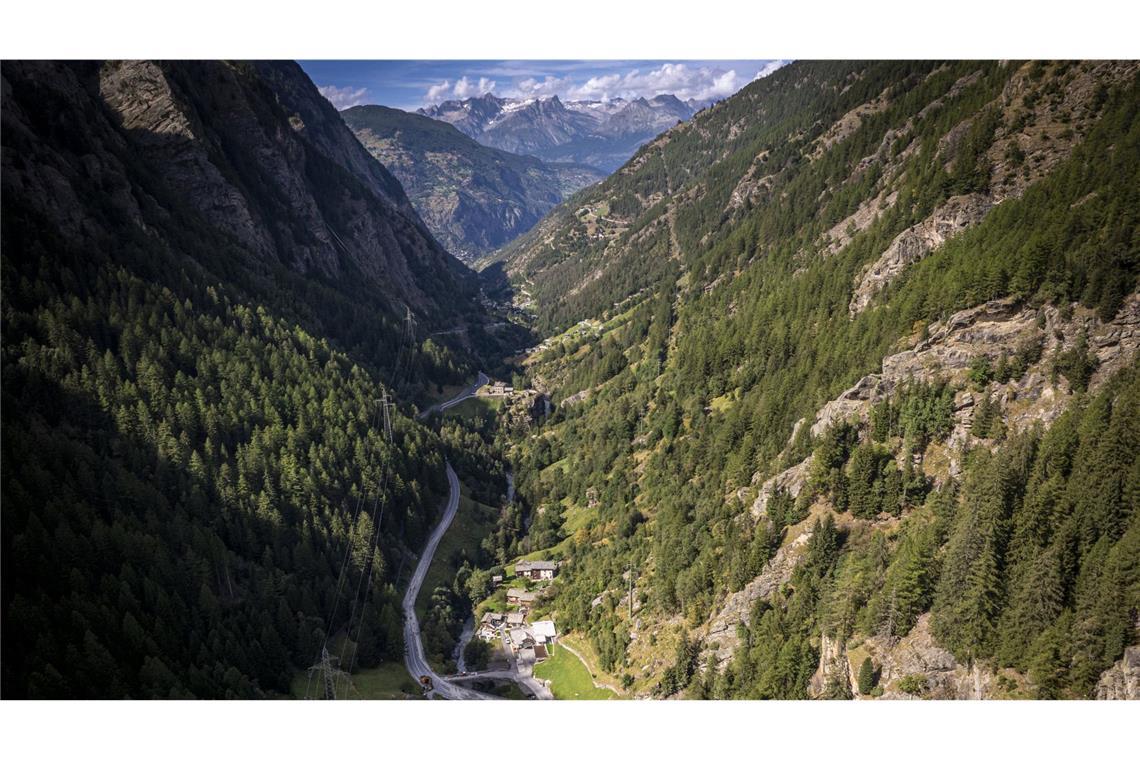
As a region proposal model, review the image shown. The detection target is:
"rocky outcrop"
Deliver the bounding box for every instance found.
[1095,646,1140,700]
[865,614,994,699]
[809,632,854,698]
[811,373,888,437]
[703,532,812,665]
[812,292,1140,448]
[849,193,994,316]
[750,457,811,519]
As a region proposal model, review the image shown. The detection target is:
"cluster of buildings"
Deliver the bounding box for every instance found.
[476,559,562,660]
[481,382,515,397]
[523,319,603,357]
[479,611,559,659]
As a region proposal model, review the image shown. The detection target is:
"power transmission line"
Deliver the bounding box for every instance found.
[305,307,416,698]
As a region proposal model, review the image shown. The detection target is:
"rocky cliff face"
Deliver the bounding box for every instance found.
[1096,645,1140,699]
[3,60,478,322]
[814,292,1140,444]
[856,614,995,700]
[849,193,993,316]
[702,531,812,665]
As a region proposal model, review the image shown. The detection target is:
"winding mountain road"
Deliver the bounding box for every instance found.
[402,462,495,700]
[417,371,489,419]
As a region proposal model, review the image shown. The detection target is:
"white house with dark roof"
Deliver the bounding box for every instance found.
[515,560,560,581]
[530,620,557,645]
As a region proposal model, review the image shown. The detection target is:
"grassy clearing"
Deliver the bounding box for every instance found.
[533,643,615,700]
[441,395,503,422]
[289,661,422,700]
[415,488,499,619]
[709,390,738,413]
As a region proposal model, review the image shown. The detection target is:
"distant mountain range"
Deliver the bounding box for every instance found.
[343,105,604,262]
[419,93,710,172]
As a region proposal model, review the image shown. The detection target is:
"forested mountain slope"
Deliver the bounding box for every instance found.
[343,105,602,262]
[0,60,506,697]
[500,61,1140,699]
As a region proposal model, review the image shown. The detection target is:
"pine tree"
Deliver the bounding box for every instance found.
[857,656,876,695]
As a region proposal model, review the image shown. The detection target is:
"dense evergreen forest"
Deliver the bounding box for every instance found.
[0,61,518,697]
[2,58,1136,701]
[498,61,1140,698]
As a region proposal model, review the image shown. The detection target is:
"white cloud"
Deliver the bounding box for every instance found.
[420,61,792,108]
[753,59,792,80]
[453,76,497,98]
[425,79,454,102]
[509,63,762,104]
[318,84,370,110]
[423,76,497,104]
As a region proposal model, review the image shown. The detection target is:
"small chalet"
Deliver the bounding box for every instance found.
[505,612,526,627]
[506,587,538,609]
[508,628,535,653]
[515,560,559,581]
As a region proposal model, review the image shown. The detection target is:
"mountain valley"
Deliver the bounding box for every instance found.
[2,58,1138,703]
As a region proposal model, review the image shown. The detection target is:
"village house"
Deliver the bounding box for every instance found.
[508,628,535,653]
[514,560,559,581]
[477,612,505,641]
[505,611,526,628]
[506,587,538,610]
[530,620,557,646]
[483,382,514,397]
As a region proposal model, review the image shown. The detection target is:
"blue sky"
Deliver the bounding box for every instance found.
[299,60,788,111]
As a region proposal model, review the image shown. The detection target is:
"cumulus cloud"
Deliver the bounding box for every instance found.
[424,76,497,104]
[753,59,792,80]
[420,61,791,107]
[318,84,370,110]
[509,63,772,104]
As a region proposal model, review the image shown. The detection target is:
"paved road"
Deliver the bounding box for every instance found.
[446,630,552,699]
[402,462,495,700]
[417,371,488,420]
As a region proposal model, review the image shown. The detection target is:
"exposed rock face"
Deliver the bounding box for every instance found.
[849,193,994,316]
[703,532,812,665]
[751,457,811,519]
[2,60,479,321]
[865,614,994,699]
[98,61,274,259]
[1095,646,1140,700]
[811,373,887,438]
[809,631,854,698]
[812,291,1140,445]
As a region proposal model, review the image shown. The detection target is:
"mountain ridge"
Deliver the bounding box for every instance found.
[419,91,705,172]
[342,104,603,262]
